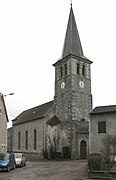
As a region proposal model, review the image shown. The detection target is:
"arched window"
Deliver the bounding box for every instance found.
[25,131,28,150]
[18,132,21,150]
[60,66,63,77]
[77,63,80,75]
[34,129,37,150]
[80,140,87,159]
[64,64,67,75]
[82,64,85,76]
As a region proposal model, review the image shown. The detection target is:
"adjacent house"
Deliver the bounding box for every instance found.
[89,105,116,154]
[0,93,8,153]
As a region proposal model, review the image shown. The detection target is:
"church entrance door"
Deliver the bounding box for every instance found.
[80,140,87,159]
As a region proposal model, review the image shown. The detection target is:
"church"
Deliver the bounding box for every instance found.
[12,5,92,160]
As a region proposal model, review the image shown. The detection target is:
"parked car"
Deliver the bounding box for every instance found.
[0,153,16,172]
[14,153,26,167]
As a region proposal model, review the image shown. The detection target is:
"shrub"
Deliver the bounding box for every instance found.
[88,153,102,171]
[48,146,54,159]
[62,146,71,159]
[43,150,49,159]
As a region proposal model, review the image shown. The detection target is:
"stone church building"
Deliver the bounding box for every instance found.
[13,5,93,159]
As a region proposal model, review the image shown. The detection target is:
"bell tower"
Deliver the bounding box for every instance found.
[53,5,92,159]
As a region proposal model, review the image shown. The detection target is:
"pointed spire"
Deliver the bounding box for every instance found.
[70,0,72,7]
[61,6,84,58]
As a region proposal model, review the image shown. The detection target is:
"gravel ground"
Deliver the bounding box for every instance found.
[0,160,88,180]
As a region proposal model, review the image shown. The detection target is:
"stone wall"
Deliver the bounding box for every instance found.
[13,118,45,159]
[7,127,13,152]
[0,95,7,153]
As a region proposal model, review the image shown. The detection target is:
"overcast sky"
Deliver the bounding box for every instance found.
[0,0,116,128]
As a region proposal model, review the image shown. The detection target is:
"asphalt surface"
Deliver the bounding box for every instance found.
[0,160,88,180]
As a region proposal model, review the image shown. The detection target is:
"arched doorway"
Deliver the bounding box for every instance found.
[80,140,87,159]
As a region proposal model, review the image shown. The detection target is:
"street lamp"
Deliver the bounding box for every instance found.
[0,93,14,97]
[3,93,14,97]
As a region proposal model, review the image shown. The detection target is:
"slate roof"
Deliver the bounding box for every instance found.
[13,100,54,125]
[90,105,116,115]
[53,6,92,66]
[62,6,84,58]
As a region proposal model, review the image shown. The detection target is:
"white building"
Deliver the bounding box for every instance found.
[89,105,116,154]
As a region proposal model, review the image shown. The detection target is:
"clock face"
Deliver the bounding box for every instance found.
[79,80,84,89]
[61,82,65,89]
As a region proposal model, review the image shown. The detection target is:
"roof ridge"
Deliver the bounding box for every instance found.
[22,100,54,113]
[90,105,116,115]
[95,104,116,108]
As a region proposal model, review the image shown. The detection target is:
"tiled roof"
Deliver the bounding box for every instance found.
[90,105,116,115]
[13,100,54,125]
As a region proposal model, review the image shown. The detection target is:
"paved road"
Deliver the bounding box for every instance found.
[0,160,88,180]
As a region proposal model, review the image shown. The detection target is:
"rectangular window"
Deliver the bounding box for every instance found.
[98,121,106,133]
[82,64,85,76]
[64,64,67,75]
[34,129,37,150]
[60,67,63,77]
[18,132,21,150]
[77,63,80,75]
[25,131,28,150]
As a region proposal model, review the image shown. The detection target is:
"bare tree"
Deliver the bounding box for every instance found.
[48,136,60,159]
[101,134,116,171]
[111,135,116,161]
